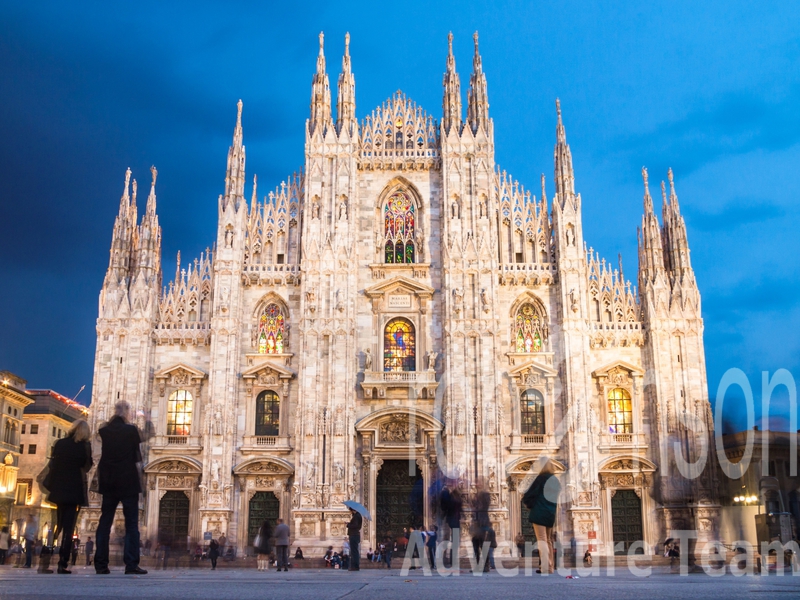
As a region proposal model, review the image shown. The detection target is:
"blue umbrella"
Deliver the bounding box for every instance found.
[343,500,371,521]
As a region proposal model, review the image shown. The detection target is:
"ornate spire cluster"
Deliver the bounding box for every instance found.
[466,31,489,133]
[637,167,664,283]
[661,168,693,285]
[495,169,552,264]
[159,248,213,325]
[586,246,639,324]
[442,32,462,134]
[244,172,304,270]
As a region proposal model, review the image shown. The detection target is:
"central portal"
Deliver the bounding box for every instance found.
[375,460,423,543]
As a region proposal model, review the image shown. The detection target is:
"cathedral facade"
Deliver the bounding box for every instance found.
[86,32,719,556]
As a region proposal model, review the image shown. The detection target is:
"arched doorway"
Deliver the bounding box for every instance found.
[158,491,190,545]
[611,489,643,553]
[375,460,423,543]
[519,500,538,545]
[248,491,280,545]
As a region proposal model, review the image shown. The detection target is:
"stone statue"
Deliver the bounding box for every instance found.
[452,288,463,314]
[480,288,489,313]
[566,226,575,247]
[305,462,315,487]
[451,198,459,219]
[338,200,347,220]
[224,228,234,248]
[334,461,344,482]
[311,200,320,219]
[427,352,437,371]
[211,460,221,483]
[364,348,372,370]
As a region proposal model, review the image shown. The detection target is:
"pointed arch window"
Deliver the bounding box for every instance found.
[514,303,545,352]
[520,389,545,435]
[255,390,280,436]
[167,390,193,436]
[383,191,416,264]
[607,388,633,434]
[257,303,286,354]
[383,317,416,372]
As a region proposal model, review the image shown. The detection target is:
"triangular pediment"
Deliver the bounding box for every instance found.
[154,363,207,380]
[591,360,644,378]
[509,359,557,378]
[364,275,435,298]
[241,360,295,380]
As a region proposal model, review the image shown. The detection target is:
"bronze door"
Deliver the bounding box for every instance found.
[611,489,643,553]
[158,490,190,545]
[248,491,280,545]
[520,500,538,544]
[375,460,423,543]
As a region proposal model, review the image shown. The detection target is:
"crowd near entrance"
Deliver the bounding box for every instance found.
[375,460,423,543]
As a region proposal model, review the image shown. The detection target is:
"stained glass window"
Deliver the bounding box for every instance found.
[514,303,544,352]
[383,191,416,263]
[608,388,633,434]
[520,389,545,435]
[383,317,416,372]
[257,303,285,354]
[167,390,193,436]
[255,390,280,436]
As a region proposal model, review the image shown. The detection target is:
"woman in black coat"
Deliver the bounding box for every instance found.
[43,419,93,574]
[521,459,560,574]
[255,520,273,571]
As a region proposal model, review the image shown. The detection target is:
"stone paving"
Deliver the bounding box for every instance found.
[2,565,800,600]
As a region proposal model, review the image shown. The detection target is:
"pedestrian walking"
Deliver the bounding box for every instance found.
[218,533,227,557]
[70,538,79,566]
[41,418,93,574]
[22,514,37,568]
[382,537,393,569]
[0,526,9,565]
[346,508,362,571]
[440,485,462,567]
[254,519,273,571]
[208,538,219,570]
[93,401,147,575]
[425,525,438,569]
[274,518,290,572]
[84,537,94,566]
[521,459,560,574]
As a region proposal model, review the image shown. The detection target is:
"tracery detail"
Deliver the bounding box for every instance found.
[257,303,286,354]
[383,191,416,264]
[514,303,545,352]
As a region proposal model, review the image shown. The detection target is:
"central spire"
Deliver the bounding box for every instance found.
[553,99,575,202]
[467,31,489,133]
[309,31,332,136]
[442,32,462,134]
[336,32,356,137]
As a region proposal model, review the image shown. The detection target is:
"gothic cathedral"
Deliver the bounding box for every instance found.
[86,32,719,555]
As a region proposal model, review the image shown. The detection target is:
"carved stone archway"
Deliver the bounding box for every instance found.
[233,457,294,550]
[142,457,203,544]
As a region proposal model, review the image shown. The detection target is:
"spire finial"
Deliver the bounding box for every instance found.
[150,165,158,188]
[131,179,137,205]
[236,99,243,125]
[556,98,562,123]
[448,31,453,54]
[345,32,350,56]
[668,167,676,197]
[319,31,324,56]
[642,166,649,195]
[661,180,667,205]
[473,31,479,51]
[123,168,131,198]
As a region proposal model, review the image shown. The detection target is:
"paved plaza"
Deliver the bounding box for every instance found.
[2,566,800,600]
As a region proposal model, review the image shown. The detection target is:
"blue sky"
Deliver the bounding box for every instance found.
[1,1,798,431]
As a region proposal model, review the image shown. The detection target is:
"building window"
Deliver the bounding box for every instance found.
[607,388,633,434]
[255,390,280,436]
[383,318,416,372]
[514,303,545,352]
[257,303,286,354]
[167,390,193,436]
[15,482,28,505]
[19,444,23,454]
[21,424,25,434]
[3,420,17,444]
[28,444,36,454]
[30,424,38,435]
[521,389,545,435]
[383,191,416,264]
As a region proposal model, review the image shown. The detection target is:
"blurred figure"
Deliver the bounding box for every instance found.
[22,514,36,568]
[346,508,362,571]
[84,537,94,566]
[255,519,273,571]
[521,459,560,574]
[274,519,290,572]
[93,401,147,575]
[294,547,304,560]
[208,538,220,570]
[440,485,462,567]
[0,526,9,565]
[70,537,80,566]
[470,490,491,572]
[425,525,438,569]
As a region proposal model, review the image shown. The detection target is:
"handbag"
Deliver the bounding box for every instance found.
[253,534,262,548]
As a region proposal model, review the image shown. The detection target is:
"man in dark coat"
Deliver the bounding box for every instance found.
[93,401,147,575]
[346,509,362,571]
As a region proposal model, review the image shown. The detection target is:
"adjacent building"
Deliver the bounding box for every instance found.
[86,32,718,556]
[0,372,34,531]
